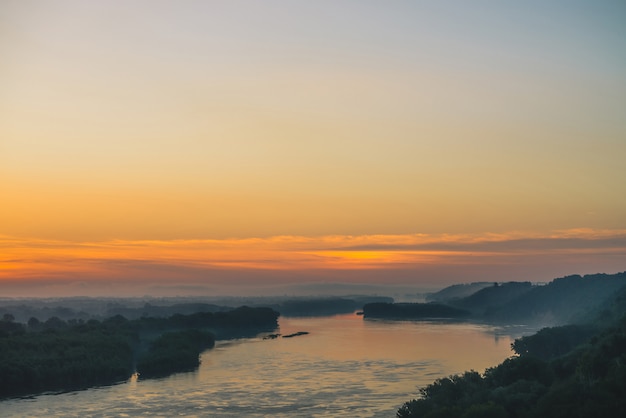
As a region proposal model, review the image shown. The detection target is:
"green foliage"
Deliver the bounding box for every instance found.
[488,379,547,416]
[485,356,553,387]
[485,272,626,324]
[0,306,279,399]
[137,329,215,378]
[452,282,533,316]
[397,288,626,418]
[43,316,68,330]
[426,282,494,303]
[511,325,596,361]
[137,305,279,336]
[461,402,507,418]
[0,314,25,337]
[0,318,134,398]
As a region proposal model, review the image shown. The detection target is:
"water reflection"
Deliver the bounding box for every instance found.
[1,314,530,417]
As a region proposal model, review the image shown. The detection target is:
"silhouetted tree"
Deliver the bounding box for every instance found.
[27,317,41,330]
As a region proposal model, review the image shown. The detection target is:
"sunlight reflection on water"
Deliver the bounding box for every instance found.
[1,314,530,417]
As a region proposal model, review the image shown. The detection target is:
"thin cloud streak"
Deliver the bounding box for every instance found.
[1,229,625,285]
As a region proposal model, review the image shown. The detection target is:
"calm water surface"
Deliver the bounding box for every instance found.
[2,314,531,417]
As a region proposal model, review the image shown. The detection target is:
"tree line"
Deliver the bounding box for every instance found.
[0,306,279,399]
[397,276,626,417]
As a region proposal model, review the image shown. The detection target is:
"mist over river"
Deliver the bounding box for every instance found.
[2,314,532,417]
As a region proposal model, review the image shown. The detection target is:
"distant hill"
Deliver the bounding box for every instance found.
[449,282,533,316]
[426,282,494,302]
[364,272,626,326]
[594,280,626,325]
[484,272,626,325]
[397,271,626,418]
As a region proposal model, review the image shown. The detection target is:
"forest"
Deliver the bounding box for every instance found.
[397,273,626,417]
[0,306,279,398]
[0,295,393,322]
[362,301,470,319]
[269,296,393,317]
[365,272,626,325]
[2,271,626,412]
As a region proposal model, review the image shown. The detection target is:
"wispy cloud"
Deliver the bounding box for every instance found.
[1,229,625,297]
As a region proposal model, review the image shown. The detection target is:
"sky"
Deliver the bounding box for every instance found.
[1,0,625,297]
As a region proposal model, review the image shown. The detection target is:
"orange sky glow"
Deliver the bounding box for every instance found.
[2,229,625,296]
[1,1,625,297]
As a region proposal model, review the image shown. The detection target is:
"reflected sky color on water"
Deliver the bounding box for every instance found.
[2,315,529,417]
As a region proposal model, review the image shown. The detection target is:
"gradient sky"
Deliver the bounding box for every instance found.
[1,1,625,296]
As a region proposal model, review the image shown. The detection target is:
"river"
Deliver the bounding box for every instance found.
[1,314,531,417]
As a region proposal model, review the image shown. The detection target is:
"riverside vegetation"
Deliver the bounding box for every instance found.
[0,306,278,398]
[0,295,387,399]
[2,272,625,415]
[396,272,626,417]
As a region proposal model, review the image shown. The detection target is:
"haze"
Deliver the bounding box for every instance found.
[1,1,625,297]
